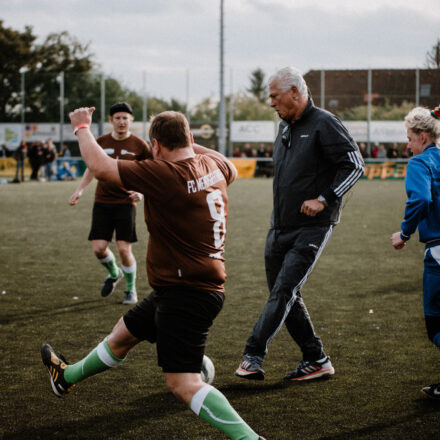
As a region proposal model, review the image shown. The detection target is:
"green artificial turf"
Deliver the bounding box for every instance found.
[0,178,438,439]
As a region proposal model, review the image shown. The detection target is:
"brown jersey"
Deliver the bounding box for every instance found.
[94,133,152,204]
[117,153,236,293]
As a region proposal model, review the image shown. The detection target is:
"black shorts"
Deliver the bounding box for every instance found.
[88,203,137,243]
[123,286,224,373]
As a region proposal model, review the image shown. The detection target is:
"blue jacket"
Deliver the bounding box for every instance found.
[401,144,440,243]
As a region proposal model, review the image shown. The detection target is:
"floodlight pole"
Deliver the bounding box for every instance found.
[143,70,147,140]
[186,68,190,125]
[218,0,226,155]
[100,74,105,137]
[20,69,26,141]
[367,69,372,154]
[59,71,64,151]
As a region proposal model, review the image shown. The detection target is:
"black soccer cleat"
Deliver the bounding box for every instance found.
[101,269,123,297]
[235,354,265,380]
[41,343,75,397]
[284,356,335,381]
[421,383,440,400]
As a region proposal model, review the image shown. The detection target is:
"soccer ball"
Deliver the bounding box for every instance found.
[201,355,215,385]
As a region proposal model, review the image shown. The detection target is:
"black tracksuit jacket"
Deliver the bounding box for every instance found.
[272,98,365,230]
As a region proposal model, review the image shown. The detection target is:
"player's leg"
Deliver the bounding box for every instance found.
[235,229,284,379]
[114,204,138,304]
[41,317,139,397]
[421,249,440,399]
[158,287,262,440]
[282,226,334,380]
[117,241,137,304]
[89,203,123,296]
[165,373,261,440]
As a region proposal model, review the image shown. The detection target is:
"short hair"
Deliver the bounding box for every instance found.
[269,67,308,97]
[149,111,191,150]
[404,107,440,141]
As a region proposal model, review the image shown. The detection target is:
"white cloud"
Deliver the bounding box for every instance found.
[2,0,439,101]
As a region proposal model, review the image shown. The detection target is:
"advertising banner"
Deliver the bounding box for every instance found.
[0,124,21,149]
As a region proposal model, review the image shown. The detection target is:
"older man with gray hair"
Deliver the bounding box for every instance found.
[236,67,365,382]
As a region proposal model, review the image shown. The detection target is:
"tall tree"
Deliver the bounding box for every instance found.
[0,21,38,121]
[426,38,440,69]
[247,68,267,104]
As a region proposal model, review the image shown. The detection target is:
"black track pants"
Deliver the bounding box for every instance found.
[244,225,333,361]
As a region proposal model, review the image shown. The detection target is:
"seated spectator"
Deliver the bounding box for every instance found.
[376,144,386,159]
[60,144,72,158]
[243,143,252,157]
[401,144,409,158]
[386,143,399,159]
[257,144,266,158]
[359,142,369,159]
[232,147,241,158]
[56,161,75,181]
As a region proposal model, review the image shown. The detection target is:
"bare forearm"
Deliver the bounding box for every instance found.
[69,106,121,186]
[75,167,94,192]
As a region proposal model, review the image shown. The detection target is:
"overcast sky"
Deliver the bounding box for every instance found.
[3,0,440,104]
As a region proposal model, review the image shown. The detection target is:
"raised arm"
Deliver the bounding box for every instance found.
[69,107,122,186]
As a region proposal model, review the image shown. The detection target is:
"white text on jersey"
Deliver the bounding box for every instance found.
[187,169,225,194]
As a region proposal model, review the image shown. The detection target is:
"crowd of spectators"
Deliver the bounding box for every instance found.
[359,142,409,159]
[0,140,76,183]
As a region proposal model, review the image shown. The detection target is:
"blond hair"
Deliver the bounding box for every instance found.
[404,107,440,141]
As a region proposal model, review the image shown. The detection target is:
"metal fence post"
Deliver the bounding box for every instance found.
[415,68,420,106]
[367,68,372,154]
[320,69,325,109]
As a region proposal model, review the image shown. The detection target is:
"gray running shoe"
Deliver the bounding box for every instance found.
[235,354,265,380]
[101,269,123,297]
[122,290,138,305]
[284,356,334,381]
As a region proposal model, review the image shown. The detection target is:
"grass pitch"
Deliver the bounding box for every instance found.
[0,178,439,439]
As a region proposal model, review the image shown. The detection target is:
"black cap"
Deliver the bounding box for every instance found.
[109,102,133,116]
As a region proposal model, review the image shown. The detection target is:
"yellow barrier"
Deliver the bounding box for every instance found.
[230,159,257,179]
[363,161,407,180]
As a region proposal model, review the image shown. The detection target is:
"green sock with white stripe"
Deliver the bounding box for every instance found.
[122,262,137,292]
[63,338,124,384]
[190,385,259,440]
[99,250,120,279]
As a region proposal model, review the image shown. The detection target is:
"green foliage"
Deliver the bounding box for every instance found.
[340,100,415,121]
[190,96,219,122]
[247,68,268,103]
[0,22,188,124]
[425,38,440,69]
[232,92,274,121]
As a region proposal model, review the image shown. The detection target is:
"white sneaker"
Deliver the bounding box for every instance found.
[122,291,138,305]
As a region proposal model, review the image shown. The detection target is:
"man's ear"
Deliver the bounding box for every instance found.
[108,116,113,123]
[290,86,299,101]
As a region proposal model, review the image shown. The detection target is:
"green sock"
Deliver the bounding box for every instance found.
[99,249,120,278]
[122,262,136,292]
[64,338,124,384]
[190,385,259,440]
